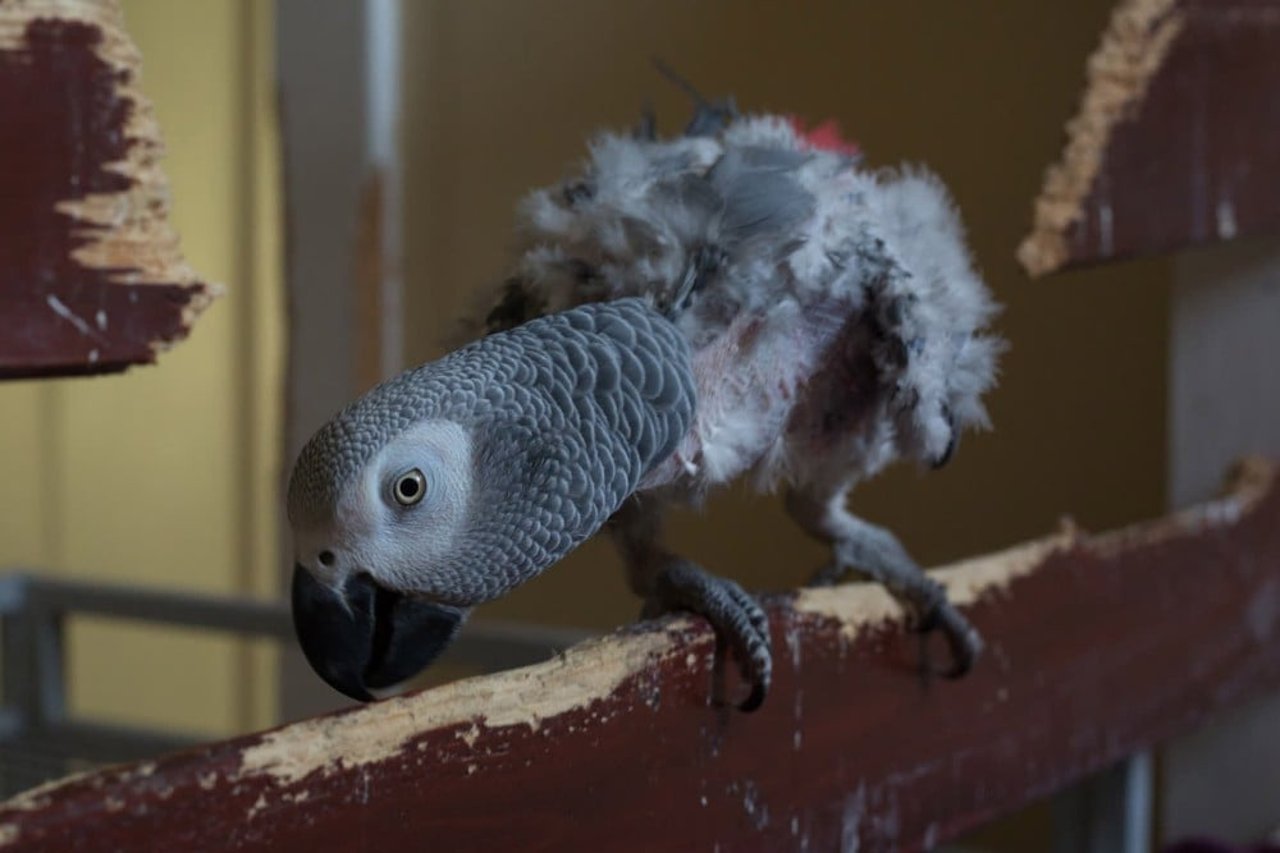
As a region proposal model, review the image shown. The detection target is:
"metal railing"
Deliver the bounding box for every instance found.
[0,571,588,796]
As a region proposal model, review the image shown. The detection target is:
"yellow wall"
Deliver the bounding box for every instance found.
[0,0,282,737]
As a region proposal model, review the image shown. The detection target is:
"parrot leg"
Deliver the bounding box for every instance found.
[609,497,772,711]
[784,486,982,678]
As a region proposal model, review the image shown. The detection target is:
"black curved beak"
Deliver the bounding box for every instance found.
[291,565,468,702]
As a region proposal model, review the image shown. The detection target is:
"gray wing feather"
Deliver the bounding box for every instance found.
[706,145,814,242]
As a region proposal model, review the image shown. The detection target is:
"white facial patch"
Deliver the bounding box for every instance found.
[322,420,475,594]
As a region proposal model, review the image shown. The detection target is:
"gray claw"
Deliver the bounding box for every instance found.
[808,564,981,679]
[911,582,982,679]
[644,561,772,712]
[917,601,983,679]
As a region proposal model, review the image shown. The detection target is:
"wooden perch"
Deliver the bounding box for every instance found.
[0,0,214,378]
[3,459,1280,851]
[1018,0,1280,276]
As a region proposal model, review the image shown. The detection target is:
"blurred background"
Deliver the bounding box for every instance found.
[0,0,1179,846]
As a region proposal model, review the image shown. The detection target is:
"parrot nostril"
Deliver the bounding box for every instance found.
[318,550,336,567]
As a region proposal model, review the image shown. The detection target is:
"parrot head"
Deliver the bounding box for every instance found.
[284,341,593,702]
[285,301,695,702]
[287,414,477,702]
[288,409,481,696]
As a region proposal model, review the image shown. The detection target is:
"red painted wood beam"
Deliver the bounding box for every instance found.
[1019,0,1280,277]
[0,1,214,379]
[2,459,1279,851]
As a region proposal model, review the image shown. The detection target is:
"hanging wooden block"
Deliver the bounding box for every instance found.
[0,0,215,379]
[1019,0,1280,276]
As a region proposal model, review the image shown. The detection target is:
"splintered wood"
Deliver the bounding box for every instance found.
[0,0,214,378]
[1019,0,1280,276]
[3,459,1279,852]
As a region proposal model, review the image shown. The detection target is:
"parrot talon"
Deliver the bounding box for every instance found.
[787,490,983,683]
[916,599,983,679]
[905,579,981,679]
[642,560,772,712]
[738,676,768,714]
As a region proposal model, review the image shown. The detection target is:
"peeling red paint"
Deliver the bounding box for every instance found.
[0,11,211,378]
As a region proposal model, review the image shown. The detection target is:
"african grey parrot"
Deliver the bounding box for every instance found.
[288,97,1001,712]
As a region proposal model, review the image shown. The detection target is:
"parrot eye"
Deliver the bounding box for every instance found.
[392,469,427,506]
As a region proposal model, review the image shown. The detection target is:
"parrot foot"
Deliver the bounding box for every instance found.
[641,560,772,712]
[910,580,983,679]
[809,561,981,679]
